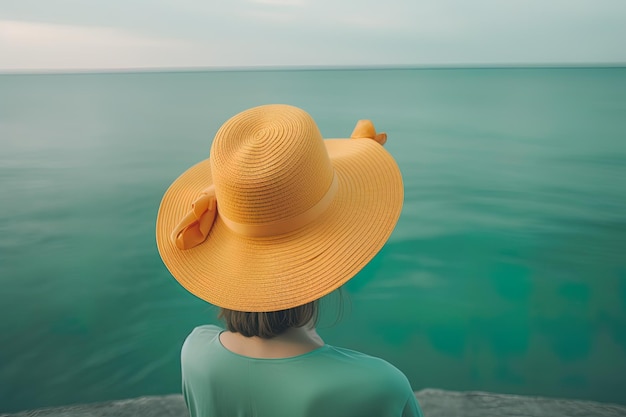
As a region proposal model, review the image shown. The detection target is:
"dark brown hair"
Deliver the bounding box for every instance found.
[219,301,319,339]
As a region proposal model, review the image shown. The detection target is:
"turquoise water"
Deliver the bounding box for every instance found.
[0,68,625,412]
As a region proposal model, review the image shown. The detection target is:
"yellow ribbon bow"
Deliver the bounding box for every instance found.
[170,186,217,250]
[350,120,387,145]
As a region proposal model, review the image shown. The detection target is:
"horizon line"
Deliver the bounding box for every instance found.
[1,62,625,75]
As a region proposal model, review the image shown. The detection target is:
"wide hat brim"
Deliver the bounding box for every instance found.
[156,138,403,312]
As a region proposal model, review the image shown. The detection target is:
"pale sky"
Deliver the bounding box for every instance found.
[1,0,625,71]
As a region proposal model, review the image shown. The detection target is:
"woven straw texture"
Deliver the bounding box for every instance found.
[156,105,403,312]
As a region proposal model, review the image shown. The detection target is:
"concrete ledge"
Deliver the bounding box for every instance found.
[0,395,186,417]
[2,389,626,417]
[416,389,626,417]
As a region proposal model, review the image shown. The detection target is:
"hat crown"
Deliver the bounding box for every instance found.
[210,105,335,225]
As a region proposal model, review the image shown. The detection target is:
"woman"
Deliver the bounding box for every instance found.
[156,104,423,417]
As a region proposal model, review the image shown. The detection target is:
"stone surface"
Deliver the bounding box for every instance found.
[415,389,626,417]
[0,395,187,417]
[2,389,626,417]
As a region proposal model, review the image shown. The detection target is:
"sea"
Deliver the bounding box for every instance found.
[0,67,625,413]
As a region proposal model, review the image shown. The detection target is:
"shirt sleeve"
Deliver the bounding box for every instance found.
[181,326,211,417]
[182,377,198,417]
[402,392,424,417]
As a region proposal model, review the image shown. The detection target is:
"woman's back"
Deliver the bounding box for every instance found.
[157,105,423,417]
[182,325,422,417]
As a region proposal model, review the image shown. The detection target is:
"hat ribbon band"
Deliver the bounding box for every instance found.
[220,173,338,238]
[171,174,338,249]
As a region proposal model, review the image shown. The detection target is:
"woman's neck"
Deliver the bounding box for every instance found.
[219,324,325,359]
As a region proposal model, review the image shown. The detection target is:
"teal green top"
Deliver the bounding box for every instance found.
[181,325,423,417]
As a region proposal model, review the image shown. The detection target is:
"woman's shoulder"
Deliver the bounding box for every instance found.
[182,324,224,354]
[326,345,399,366]
[189,324,224,338]
[314,346,416,410]
[323,345,411,384]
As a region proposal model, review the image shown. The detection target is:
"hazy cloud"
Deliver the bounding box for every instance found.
[0,0,624,71]
[0,20,203,70]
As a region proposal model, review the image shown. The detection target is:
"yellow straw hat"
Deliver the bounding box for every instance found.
[156,104,403,312]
